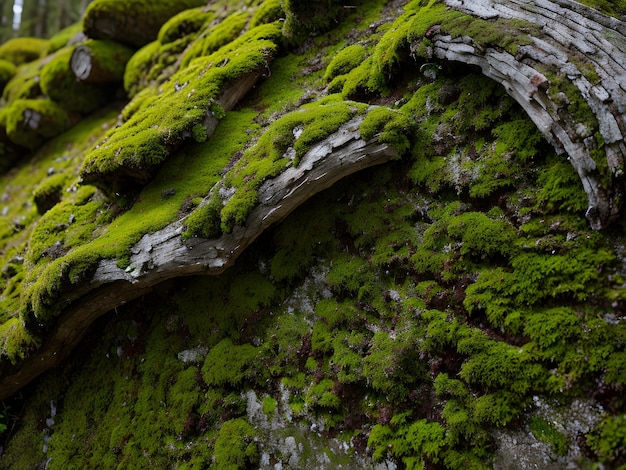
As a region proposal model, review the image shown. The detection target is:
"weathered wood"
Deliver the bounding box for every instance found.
[440,0,626,229]
[0,118,397,400]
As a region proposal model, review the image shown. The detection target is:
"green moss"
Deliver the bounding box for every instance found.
[0,317,39,364]
[76,39,135,83]
[81,22,282,199]
[368,416,448,466]
[0,37,48,65]
[83,0,209,47]
[529,416,568,455]
[219,98,366,233]
[46,22,83,54]
[123,41,162,97]
[157,7,215,44]
[214,418,259,469]
[587,414,626,465]
[282,0,345,40]
[1,59,42,104]
[360,106,414,154]
[250,0,284,28]
[32,172,70,214]
[324,44,368,81]
[262,395,278,415]
[202,338,258,387]
[576,0,626,17]
[5,98,74,149]
[179,10,252,69]
[305,378,341,409]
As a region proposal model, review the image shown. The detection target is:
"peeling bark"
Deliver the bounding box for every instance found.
[436,0,626,229]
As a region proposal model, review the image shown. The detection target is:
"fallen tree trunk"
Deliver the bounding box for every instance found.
[0,117,397,400]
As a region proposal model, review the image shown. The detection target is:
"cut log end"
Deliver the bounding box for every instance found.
[70,46,94,82]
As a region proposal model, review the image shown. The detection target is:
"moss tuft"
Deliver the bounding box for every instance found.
[0,37,48,65]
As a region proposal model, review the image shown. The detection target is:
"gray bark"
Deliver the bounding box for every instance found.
[440,0,626,229]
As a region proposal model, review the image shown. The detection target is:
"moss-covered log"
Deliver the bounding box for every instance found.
[0,116,398,400]
[3,1,626,467]
[0,59,16,94]
[40,46,115,114]
[4,99,77,150]
[0,37,48,65]
[436,0,626,229]
[82,0,209,47]
[70,39,134,83]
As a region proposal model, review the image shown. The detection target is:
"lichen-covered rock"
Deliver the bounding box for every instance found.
[82,0,209,47]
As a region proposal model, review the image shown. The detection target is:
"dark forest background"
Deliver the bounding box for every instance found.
[0,0,93,43]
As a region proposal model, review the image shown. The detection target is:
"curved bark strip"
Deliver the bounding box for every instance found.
[0,117,397,400]
[438,0,626,229]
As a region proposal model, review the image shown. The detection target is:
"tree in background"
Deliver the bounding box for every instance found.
[1,0,92,43]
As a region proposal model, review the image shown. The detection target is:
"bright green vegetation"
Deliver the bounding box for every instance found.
[577,0,626,17]
[80,22,283,200]
[82,0,209,47]
[0,0,625,469]
[0,37,48,65]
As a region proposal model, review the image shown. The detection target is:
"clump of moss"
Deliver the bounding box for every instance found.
[32,172,70,214]
[83,0,209,47]
[123,41,162,97]
[0,317,40,364]
[250,0,284,28]
[5,99,74,150]
[587,414,626,466]
[360,106,414,154]
[214,418,260,469]
[81,22,282,200]
[157,6,215,45]
[180,11,252,68]
[282,0,346,41]
[324,44,368,82]
[0,37,48,65]
[529,416,568,455]
[1,60,42,104]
